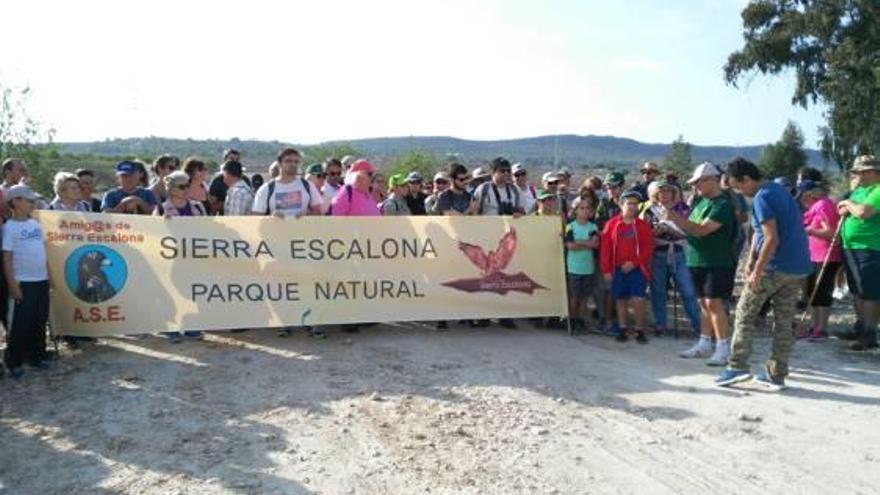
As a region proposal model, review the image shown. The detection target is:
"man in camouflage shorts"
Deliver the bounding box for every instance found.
[715,158,811,390]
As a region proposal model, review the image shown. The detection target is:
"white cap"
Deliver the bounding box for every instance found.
[340,155,357,169]
[687,162,722,185]
[4,184,39,203]
[511,163,525,174]
[433,171,450,182]
[542,171,560,183]
[472,167,490,179]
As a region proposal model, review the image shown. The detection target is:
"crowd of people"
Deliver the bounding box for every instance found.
[1,148,878,389]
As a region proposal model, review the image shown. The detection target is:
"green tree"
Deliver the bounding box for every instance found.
[759,121,808,180]
[0,83,56,197]
[724,1,880,169]
[663,135,692,179]
[385,149,438,179]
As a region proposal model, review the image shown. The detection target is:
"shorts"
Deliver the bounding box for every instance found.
[567,273,595,299]
[689,266,735,300]
[806,261,841,307]
[611,269,647,300]
[843,249,880,301]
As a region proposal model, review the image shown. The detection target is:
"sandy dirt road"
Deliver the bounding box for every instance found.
[1,321,878,495]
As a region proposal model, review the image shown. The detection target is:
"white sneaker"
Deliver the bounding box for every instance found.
[679,341,712,359]
[705,345,730,367]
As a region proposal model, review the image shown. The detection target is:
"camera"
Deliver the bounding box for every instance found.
[499,202,515,215]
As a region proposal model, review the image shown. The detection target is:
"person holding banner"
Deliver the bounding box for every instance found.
[3,185,51,379]
[101,160,158,215]
[252,148,323,218]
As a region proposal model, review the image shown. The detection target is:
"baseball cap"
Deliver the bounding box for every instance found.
[350,159,376,174]
[795,179,823,199]
[388,173,408,188]
[163,170,191,189]
[406,171,424,183]
[115,160,138,175]
[604,171,625,187]
[305,163,324,176]
[512,163,526,175]
[5,184,38,203]
[687,162,722,185]
[472,167,490,179]
[542,171,560,183]
[620,189,643,202]
[433,171,450,182]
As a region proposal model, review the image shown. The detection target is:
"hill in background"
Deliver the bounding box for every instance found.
[57,134,828,172]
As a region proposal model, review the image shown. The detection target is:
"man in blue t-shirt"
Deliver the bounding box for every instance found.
[102,160,158,214]
[713,158,810,391]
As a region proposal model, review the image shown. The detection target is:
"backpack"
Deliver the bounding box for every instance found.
[325,184,354,215]
[477,182,520,215]
[264,178,312,215]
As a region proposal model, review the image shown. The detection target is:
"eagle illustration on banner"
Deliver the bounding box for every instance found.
[442,227,546,295]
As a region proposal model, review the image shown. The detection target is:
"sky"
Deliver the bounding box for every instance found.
[2,0,825,147]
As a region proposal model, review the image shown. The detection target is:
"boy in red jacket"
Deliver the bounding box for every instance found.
[600,189,654,343]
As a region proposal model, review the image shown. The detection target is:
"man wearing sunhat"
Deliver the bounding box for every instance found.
[838,155,880,351]
[633,161,660,202]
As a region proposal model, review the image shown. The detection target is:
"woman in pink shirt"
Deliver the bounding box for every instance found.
[330,159,381,216]
[798,180,841,341]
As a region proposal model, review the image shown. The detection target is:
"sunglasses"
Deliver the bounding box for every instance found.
[314,173,326,179]
[435,179,449,185]
[175,184,190,190]
[454,176,468,181]
[514,172,526,178]
[327,171,341,177]
[500,169,511,174]
[546,180,559,185]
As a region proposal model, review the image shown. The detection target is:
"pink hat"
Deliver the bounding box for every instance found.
[350,159,376,174]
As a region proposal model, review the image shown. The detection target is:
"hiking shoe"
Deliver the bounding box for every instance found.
[498,319,517,329]
[653,326,666,338]
[184,331,203,339]
[308,327,327,339]
[615,329,629,343]
[850,340,878,351]
[9,367,24,379]
[714,368,752,387]
[679,340,712,359]
[753,365,787,391]
[705,346,730,367]
[635,330,648,344]
[436,321,448,331]
[164,332,183,344]
[604,322,621,337]
[277,327,293,337]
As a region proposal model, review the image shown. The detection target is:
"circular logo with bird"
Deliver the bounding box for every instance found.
[65,245,128,303]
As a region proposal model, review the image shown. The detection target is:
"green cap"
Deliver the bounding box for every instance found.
[305,163,324,176]
[604,171,625,187]
[388,173,408,188]
[536,188,554,200]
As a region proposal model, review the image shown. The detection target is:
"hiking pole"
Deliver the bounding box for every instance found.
[799,219,845,326]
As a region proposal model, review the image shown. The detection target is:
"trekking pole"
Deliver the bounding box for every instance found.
[798,219,844,326]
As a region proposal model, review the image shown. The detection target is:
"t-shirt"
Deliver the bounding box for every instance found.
[473,182,522,216]
[686,194,735,268]
[751,181,811,275]
[209,173,228,203]
[842,184,880,251]
[565,220,599,275]
[803,196,841,263]
[380,195,411,216]
[101,187,158,211]
[330,185,381,216]
[436,189,472,214]
[2,218,48,281]
[251,179,322,216]
[519,185,537,214]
